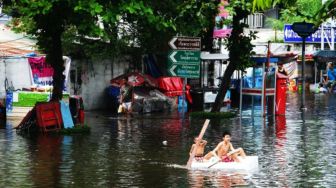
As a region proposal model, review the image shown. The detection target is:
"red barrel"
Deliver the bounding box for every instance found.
[276,78,287,115]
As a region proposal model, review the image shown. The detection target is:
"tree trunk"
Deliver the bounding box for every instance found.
[47,32,65,101]
[211,7,248,112]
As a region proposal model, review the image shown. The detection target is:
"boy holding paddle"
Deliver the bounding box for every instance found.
[189,137,207,162]
[204,132,246,162]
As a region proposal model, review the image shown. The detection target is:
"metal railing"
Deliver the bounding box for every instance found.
[242,13,264,28]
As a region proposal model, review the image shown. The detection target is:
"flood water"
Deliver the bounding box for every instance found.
[1,93,336,187]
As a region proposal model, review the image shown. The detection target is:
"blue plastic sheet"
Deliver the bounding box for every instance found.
[178,96,188,112]
[60,101,74,128]
[6,92,13,114]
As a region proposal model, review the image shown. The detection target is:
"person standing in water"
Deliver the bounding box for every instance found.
[277,64,289,78]
[326,62,336,92]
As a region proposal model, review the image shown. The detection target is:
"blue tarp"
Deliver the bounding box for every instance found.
[178,96,188,112]
[107,86,120,97]
[6,92,13,114]
[143,54,162,78]
[251,57,278,64]
[60,101,74,128]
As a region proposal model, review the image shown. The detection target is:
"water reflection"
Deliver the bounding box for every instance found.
[0,123,32,187]
[274,115,288,187]
[30,135,62,187]
[188,171,249,187]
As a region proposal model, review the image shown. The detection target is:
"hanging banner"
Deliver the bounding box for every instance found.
[28,57,54,86]
[27,56,72,92]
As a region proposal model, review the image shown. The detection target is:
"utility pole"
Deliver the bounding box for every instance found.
[301,37,306,109]
[291,22,316,110]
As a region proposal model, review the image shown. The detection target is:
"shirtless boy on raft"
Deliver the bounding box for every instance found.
[204,132,246,162]
[189,137,207,161]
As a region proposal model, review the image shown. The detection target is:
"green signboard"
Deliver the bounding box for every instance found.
[168,64,200,78]
[167,50,200,78]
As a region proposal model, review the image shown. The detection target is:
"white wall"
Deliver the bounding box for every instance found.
[246,28,284,43]
[72,57,130,110]
[0,56,130,110]
[0,58,32,98]
[80,60,112,110]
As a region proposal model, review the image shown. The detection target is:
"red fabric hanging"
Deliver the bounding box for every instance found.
[157,77,183,97]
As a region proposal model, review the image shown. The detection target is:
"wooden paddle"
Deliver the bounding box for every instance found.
[186,119,210,168]
[208,149,240,168]
[208,159,220,168]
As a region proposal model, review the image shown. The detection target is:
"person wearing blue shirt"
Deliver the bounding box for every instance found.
[326,62,336,92]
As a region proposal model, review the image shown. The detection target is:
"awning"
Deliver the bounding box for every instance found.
[313,50,336,62]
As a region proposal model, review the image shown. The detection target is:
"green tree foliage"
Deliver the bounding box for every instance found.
[252,0,295,11]
[212,0,334,112]
[211,0,314,111]
[315,0,336,26]
[4,0,110,100]
[6,0,332,109]
[176,0,218,51]
[4,0,221,100]
[7,1,80,100]
[4,0,219,100]
[266,0,322,32]
[211,0,258,112]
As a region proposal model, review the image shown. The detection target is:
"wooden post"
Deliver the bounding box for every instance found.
[186,119,210,168]
[239,71,243,116]
[182,77,187,113]
[262,62,265,116]
[263,41,271,116]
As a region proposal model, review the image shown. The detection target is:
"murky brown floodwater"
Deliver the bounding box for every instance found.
[1,93,336,187]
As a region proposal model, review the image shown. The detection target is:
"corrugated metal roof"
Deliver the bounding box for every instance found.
[0,17,39,58]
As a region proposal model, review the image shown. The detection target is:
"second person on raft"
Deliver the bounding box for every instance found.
[204,132,246,162]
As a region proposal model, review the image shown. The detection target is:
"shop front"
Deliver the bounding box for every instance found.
[188,52,236,111]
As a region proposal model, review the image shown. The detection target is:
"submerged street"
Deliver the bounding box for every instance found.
[1,93,336,187]
[1,1,336,187]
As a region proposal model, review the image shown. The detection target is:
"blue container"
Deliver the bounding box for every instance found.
[178,96,188,112]
[107,86,120,98]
